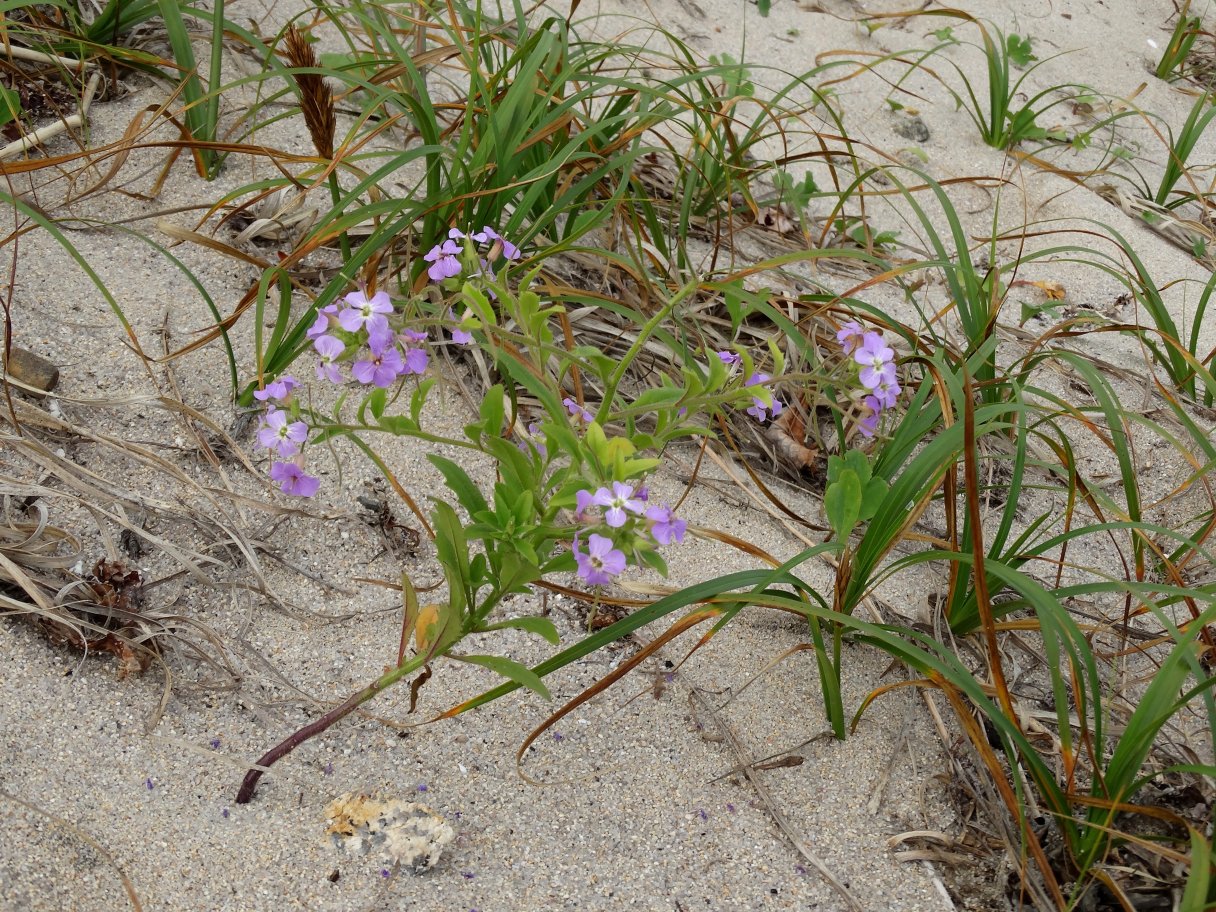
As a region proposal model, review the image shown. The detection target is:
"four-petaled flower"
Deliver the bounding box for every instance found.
[745,373,783,424]
[269,461,320,497]
[449,309,474,345]
[854,333,895,389]
[258,408,307,456]
[425,240,462,282]
[306,304,339,341]
[314,335,344,383]
[338,288,393,339]
[836,321,866,355]
[645,504,686,545]
[399,329,429,375]
[352,335,404,388]
[563,397,594,424]
[857,395,883,439]
[871,371,900,410]
[589,482,646,528]
[471,226,521,260]
[575,533,626,586]
[253,375,298,403]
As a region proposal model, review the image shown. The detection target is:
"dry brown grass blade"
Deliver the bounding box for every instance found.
[514,608,724,781]
[961,366,1019,731]
[933,673,1066,908]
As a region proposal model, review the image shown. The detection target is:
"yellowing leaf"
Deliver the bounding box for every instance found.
[414,603,441,653]
[1030,280,1066,300]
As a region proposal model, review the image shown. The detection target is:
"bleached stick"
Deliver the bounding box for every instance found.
[0,70,101,161]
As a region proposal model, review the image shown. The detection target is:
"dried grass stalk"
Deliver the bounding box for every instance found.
[284,25,336,160]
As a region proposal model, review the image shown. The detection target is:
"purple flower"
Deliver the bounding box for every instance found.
[745,373,783,424]
[448,309,474,345]
[472,226,521,260]
[575,488,597,519]
[306,304,339,341]
[145,778,154,790]
[563,397,594,424]
[717,350,741,368]
[516,422,546,460]
[314,334,345,383]
[590,482,645,528]
[575,533,626,586]
[857,395,882,439]
[645,504,686,545]
[338,288,393,338]
[872,372,900,409]
[258,408,307,456]
[352,336,405,388]
[552,731,564,742]
[448,227,466,241]
[209,736,221,749]
[861,360,897,394]
[425,240,462,282]
[461,871,475,880]
[398,329,429,375]
[221,807,229,819]
[836,321,865,355]
[269,461,320,497]
[855,333,894,388]
[416,783,428,793]
[253,375,298,403]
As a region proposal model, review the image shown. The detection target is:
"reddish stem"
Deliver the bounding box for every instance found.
[235,653,427,803]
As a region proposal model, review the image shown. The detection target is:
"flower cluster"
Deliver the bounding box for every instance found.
[251,377,320,497]
[836,321,901,437]
[716,350,784,424]
[571,482,686,586]
[424,227,522,284]
[306,287,432,390]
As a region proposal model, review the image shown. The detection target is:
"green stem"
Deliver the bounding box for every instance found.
[327,171,352,262]
[598,279,699,422]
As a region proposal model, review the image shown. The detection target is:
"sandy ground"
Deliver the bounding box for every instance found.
[1,0,1212,910]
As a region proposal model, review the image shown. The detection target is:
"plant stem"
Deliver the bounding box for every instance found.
[327,171,352,262]
[235,652,429,803]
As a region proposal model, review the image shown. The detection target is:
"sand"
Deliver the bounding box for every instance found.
[1,0,1211,909]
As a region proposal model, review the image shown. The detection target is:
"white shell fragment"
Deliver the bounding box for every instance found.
[325,793,456,873]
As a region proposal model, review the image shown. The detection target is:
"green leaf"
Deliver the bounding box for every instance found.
[367,387,387,420]
[757,0,770,16]
[479,616,560,645]
[458,654,552,699]
[479,385,505,438]
[859,478,889,522]
[429,454,490,517]
[1005,33,1036,68]
[0,85,22,129]
[379,415,419,435]
[410,379,434,424]
[824,469,862,539]
[842,449,872,485]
